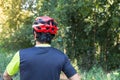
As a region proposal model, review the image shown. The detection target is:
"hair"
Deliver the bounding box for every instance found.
[35,32,55,44]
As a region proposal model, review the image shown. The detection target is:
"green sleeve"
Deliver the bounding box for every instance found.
[6,51,20,76]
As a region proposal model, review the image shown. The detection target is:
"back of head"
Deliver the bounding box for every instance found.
[32,16,58,44]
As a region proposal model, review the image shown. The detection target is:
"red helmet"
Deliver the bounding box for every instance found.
[32,16,58,34]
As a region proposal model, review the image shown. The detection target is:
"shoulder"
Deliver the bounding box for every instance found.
[18,47,38,57]
[50,47,65,55]
[19,47,36,53]
[50,47,68,60]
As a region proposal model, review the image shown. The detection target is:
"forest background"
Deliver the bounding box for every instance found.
[0,0,120,80]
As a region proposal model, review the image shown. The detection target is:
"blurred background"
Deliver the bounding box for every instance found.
[0,0,120,80]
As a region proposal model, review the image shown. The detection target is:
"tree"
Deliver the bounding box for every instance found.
[0,0,34,50]
[0,0,120,71]
[38,0,120,71]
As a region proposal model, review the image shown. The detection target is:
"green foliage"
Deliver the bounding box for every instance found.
[0,0,120,72]
[0,52,13,73]
[81,67,120,80]
[37,0,120,71]
[0,16,34,51]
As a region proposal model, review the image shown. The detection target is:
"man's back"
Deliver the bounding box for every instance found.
[20,47,76,80]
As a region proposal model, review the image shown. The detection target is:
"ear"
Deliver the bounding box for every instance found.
[34,31,37,40]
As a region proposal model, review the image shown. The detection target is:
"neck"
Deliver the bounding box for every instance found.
[36,41,41,45]
[35,41,49,45]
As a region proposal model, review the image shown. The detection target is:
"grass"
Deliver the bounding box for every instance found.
[80,67,120,80]
[0,53,13,73]
[0,51,120,80]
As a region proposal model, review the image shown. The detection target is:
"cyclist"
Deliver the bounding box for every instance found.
[3,16,80,80]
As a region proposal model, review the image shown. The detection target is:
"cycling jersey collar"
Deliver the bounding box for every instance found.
[35,44,51,47]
